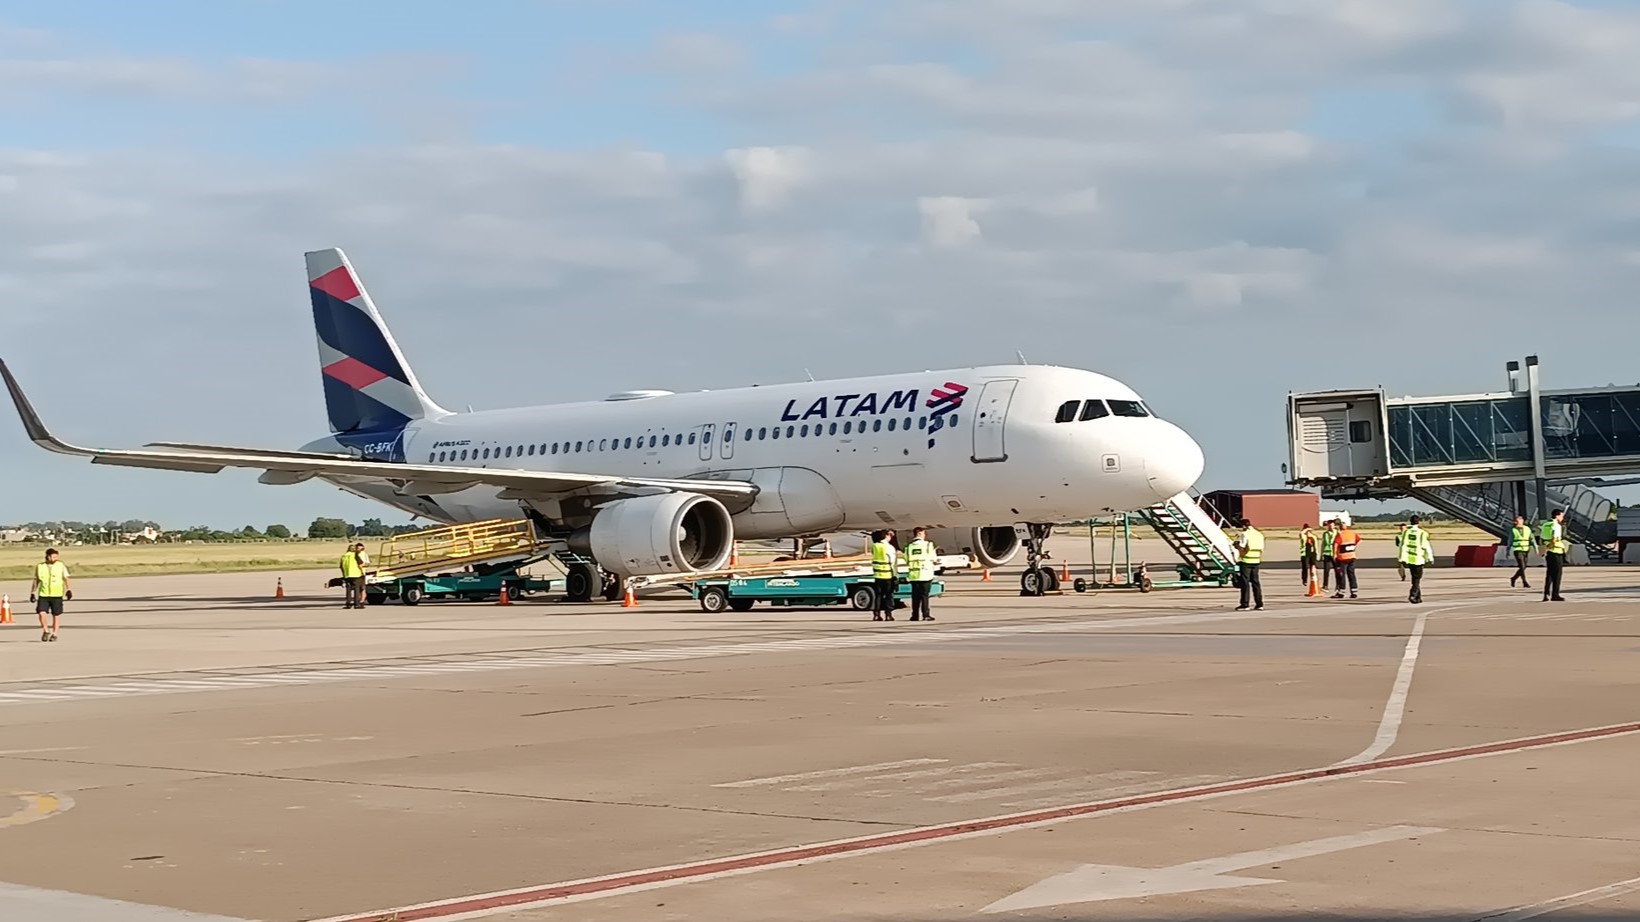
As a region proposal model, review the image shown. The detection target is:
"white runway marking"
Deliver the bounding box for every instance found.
[714,759,947,788]
[0,880,247,921]
[1474,874,1640,921]
[1334,607,1432,767]
[0,594,1549,708]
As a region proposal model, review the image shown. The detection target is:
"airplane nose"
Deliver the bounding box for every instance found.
[1144,420,1205,501]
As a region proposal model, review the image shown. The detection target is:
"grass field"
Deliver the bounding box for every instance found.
[0,519,1503,582]
[0,541,345,581]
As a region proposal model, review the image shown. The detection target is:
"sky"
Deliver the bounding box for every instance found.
[2,0,1639,531]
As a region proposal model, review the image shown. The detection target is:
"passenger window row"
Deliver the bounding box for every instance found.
[1054,399,1151,423]
[427,413,961,463]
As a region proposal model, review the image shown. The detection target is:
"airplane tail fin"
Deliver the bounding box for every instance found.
[305,248,449,434]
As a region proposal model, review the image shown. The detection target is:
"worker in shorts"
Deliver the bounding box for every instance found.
[30,547,71,642]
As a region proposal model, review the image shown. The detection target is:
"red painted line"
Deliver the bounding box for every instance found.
[313,720,1640,922]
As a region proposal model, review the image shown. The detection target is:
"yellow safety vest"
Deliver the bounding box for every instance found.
[340,552,364,579]
[904,539,936,581]
[1510,525,1533,552]
[1539,521,1566,555]
[1397,526,1431,566]
[1319,529,1335,558]
[1238,527,1264,564]
[1300,530,1315,555]
[870,541,894,579]
[35,561,68,597]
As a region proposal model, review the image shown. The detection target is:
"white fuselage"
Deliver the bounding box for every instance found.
[302,364,1205,537]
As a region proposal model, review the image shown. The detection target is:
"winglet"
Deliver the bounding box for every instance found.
[0,358,94,457]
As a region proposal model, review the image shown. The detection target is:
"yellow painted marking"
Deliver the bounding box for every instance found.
[0,791,76,829]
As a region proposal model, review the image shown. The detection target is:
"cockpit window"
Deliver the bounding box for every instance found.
[1079,400,1110,421]
[1055,400,1081,423]
[1108,399,1149,418]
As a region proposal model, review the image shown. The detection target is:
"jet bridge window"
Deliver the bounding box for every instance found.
[1108,399,1149,418]
[1055,400,1081,423]
[1080,400,1110,421]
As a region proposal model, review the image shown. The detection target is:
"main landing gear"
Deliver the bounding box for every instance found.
[1018,523,1060,596]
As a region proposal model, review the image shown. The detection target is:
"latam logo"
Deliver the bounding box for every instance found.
[925,381,968,448]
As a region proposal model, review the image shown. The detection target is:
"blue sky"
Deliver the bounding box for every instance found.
[2,0,1639,531]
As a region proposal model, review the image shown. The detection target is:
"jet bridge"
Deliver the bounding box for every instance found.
[1285,355,1636,558]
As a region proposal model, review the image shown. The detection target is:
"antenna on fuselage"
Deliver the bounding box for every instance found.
[1016,351,1028,365]
[803,368,815,382]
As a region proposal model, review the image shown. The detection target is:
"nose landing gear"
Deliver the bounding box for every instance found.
[1019,523,1060,596]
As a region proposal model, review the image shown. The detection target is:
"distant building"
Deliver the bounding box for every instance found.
[1201,489,1321,528]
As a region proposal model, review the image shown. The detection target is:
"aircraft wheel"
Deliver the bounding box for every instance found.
[565,564,597,602]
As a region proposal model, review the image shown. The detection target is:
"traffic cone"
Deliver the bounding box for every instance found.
[497,584,512,606]
[730,542,739,568]
[275,578,285,600]
[1305,573,1320,597]
[0,594,12,624]
[622,582,637,608]
[980,568,993,582]
[1060,560,1071,582]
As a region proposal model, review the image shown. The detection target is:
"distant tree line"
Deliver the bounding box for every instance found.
[1,517,423,544]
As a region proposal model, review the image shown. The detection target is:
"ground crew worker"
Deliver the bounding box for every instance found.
[1331,521,1361,599]
[339,542,366,609]
[1508,515,1534,589]
[1234,517,1264,611]
[903,526,937,621]
[1394,524,1409,582]
[1540,510,1567,601]
[1399,516,1433,604]
[29,547,70,642]
[1299,523,1318,587]
[1318,519,1337,590]
[870,529,898,621]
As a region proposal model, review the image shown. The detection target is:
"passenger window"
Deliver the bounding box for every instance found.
[550,443,558,455]
[873,418,882,432]
[1055,400,1080,423]
[829,422,838,435]
[1080,400,1110,421]
[427,453,434,463]
[918,417,926,430]
[759,427,768,439]
[843,421,853,434]
[1108,400,1147,417]
[691,432,699,444]
[949,413,958,426]
[887,418,897,431]
[772,428,781,440]
[598,439,607,450]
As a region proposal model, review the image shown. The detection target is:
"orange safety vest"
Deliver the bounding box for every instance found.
[1334,529,1361,562]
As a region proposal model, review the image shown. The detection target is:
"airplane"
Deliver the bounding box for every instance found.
[1,247,1206,602]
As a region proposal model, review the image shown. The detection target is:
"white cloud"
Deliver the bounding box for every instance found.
[724,145,811,212]
[918,196,985,247]
[4,0,1640,525]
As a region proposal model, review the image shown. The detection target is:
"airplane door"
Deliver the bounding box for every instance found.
[720,422,737,459]
[698,423,715,462]
[971,379,1018,463]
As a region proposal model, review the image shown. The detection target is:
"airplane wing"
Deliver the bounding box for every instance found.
[1,359,758,505]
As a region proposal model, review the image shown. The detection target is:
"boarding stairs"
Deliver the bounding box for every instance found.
[1409,482,1619,560]
[1137,490,1240,582]
[368,517,552,582]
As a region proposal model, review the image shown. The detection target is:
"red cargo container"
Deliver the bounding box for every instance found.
[1200,490,1321,528]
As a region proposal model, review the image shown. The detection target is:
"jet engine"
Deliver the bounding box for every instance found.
[567,492,735,579]
[924,525,1020,569]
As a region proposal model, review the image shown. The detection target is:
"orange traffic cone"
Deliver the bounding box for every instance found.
[1305,573,1320,597]
[980,568,993,582]
[275,578,285,600]
[0,594,12,624]
[622,583,637,608]
[730,542,740,568]
[1060,560,1071,582]
[497,584,512,606]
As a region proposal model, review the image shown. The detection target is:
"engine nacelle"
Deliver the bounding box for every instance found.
[924,525,1020,569]
[568,492,735,578]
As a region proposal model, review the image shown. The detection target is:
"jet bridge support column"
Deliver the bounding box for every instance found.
[1525,355,1549,521]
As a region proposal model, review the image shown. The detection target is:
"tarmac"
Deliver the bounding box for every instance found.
[1,537,1638,922]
